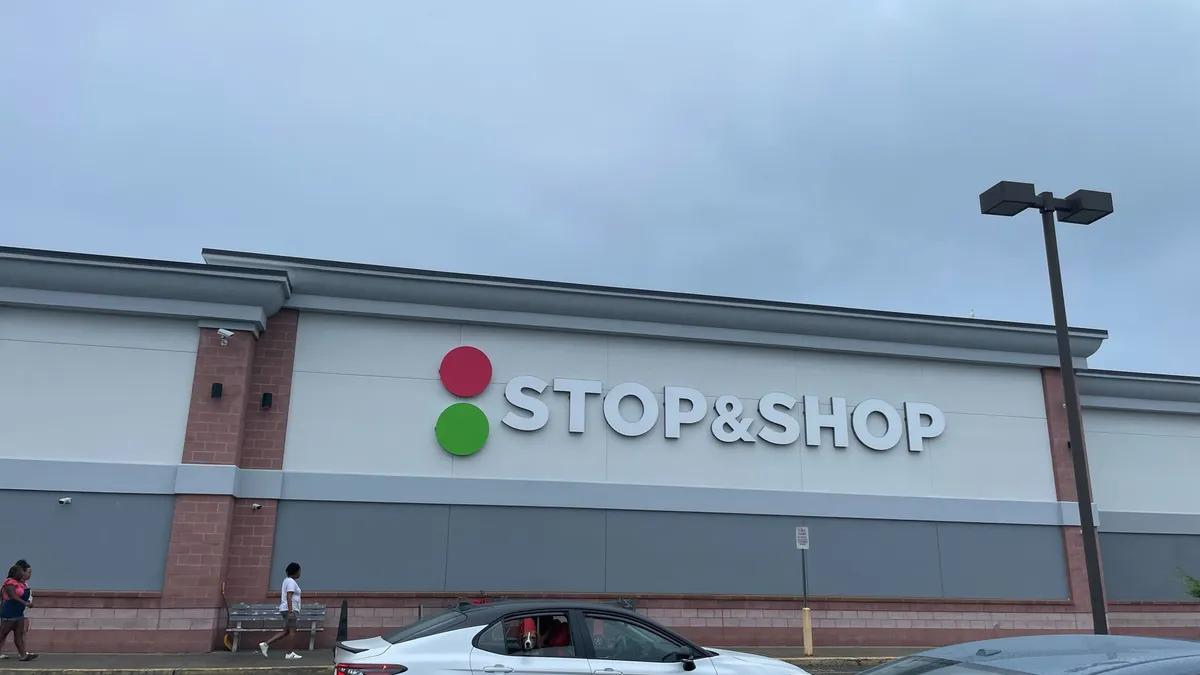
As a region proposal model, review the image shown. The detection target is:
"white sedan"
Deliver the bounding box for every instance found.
[335,601,809,675]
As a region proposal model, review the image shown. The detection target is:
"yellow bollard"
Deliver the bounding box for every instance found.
[802,606,813,657]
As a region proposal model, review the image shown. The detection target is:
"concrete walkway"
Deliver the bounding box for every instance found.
[0,647,921,674]
[0,651,332,675]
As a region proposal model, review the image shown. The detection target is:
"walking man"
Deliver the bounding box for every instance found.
[259,562,303,660]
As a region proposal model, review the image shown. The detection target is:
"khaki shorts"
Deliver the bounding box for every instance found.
[280,611,297,629]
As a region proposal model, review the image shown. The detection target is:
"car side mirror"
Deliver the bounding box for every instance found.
[672,650,696,671]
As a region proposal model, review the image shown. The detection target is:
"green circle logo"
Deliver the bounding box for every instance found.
[435,402,489,456]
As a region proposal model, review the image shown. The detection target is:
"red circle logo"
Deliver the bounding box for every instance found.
[439,346,492,397]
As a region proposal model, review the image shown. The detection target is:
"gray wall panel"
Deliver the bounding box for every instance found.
[0,490,172,591]
[605,511,806,595]
[805,518,943,597]
[272,501,450,591]
[268,501,1067,599]
[937,523,1068,599]
[445,506,606,593]
[1102,533,1200,601]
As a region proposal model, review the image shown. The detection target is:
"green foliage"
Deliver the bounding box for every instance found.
[1183,572,1200,600]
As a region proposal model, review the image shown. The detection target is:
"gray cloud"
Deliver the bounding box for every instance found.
[2,0,1197,373]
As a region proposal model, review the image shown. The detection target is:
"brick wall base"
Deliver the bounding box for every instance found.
[18,607,219,654]
[305,596,1200,650]
[19,594,1200,653]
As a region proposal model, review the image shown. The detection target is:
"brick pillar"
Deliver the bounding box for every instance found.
[159,314,301,648]
[162,495,236,606]
[1042,368,1102,621]
[225,310,299,602]
[181,329,257,465]
[239,309,298,471]
[163,329,257,608]
[223,499,280,601]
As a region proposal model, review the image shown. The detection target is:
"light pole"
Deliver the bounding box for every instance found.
[979,181,1113,634]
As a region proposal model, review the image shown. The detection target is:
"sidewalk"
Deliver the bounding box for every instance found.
[0,651,331,675]
[0,647,921,674]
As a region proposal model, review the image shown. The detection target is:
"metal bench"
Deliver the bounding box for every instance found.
[225,603,327,653]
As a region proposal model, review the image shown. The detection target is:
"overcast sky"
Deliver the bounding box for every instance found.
[2,1,1197,374]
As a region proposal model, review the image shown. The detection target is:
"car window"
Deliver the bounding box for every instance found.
[476,613,576,658]
[585,615,685,663]
[385,610,467,644]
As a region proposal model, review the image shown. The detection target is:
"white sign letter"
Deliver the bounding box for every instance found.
[604,382,659,437]
[553,378,602,433]
[803,395,849,448]
[664,386,707,439]
[905,401,946,452]
[711,395,755,443]
[502,375,549,431]
[851,399,903,451]
[758,393,800,445]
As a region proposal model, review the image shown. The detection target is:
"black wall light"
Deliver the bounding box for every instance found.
[211,382,223,399]
[261,392,273,410]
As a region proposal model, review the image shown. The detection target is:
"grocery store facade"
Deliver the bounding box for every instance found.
[1,245,1198,652]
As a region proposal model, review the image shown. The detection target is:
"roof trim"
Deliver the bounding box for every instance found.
[1079,369,1200,415]
[1,247,291,333]
[204,248,1108,368]
[2,246,290,283]
[202,248,1105,335]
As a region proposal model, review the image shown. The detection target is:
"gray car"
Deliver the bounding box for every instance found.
[861,635,1200,675]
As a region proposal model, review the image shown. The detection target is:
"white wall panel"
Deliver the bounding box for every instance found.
[293,312,459,379]
[285,313,1058,503]
[461,324,609,385]
[796,413,1053,500]
[607,338,797,400]
[1087,409,1200,515]
[449,385,608,481]
[0,307,199,352]
[285,372,454,477]
[602,395,806,492]
[0,308,196,464]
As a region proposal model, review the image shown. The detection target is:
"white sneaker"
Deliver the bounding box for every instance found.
[258,642,269,658]
[285,652,303,660]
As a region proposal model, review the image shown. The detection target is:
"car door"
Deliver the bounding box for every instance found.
[580,613,717,675]
[471,612,593,675]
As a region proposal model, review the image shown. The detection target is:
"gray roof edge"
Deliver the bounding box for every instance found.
[1078,369,1200,407]
[2,246,292,285]
[202,248,1107,335]
[204,248,1108,361]
[1,246,292,329]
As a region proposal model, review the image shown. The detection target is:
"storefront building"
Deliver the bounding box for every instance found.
[1,245,1198,652]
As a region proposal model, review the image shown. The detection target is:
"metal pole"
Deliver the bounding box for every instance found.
[801,549,809,608]
[1039,199,1109,635]
[801,548,812,657]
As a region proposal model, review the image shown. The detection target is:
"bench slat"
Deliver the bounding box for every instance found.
[223,605,327,653]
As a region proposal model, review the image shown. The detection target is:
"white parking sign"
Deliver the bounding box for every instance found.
[795,526,810,550]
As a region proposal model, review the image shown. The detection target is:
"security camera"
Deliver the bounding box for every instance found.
[216,328,234,346]
[251,503,263,511]
[58,497,72,505]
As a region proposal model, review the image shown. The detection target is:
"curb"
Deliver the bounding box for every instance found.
[0,659,900,675]
[784,656,899,667]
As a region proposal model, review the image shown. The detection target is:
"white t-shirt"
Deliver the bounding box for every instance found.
[279,577,301,613]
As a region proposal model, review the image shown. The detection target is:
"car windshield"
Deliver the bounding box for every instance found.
[862,656,1029,675]
[384,610,468,644]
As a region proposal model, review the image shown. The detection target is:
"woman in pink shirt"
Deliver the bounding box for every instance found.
[0,561,36,662]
